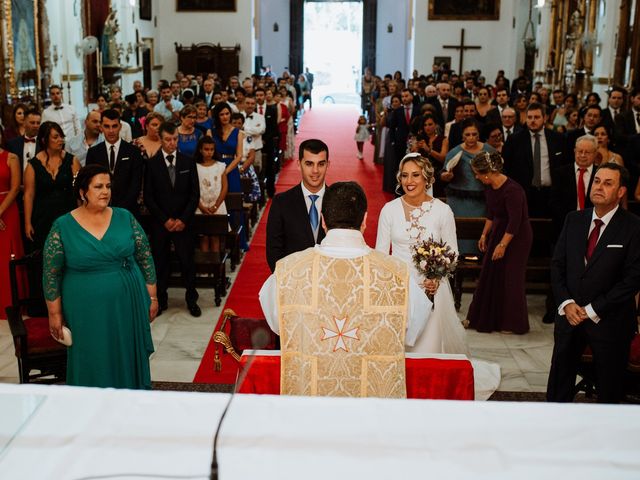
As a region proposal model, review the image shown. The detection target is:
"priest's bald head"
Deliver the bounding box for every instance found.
[321,182,368,233]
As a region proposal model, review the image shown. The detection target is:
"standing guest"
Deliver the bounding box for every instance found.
[447,100,477,149]
[176,105,202,158]
[109,102,133,143]
[441,118,495,253]
[601,86,626,131]
[387,88,419,170]
[197,79,216,109]
[43,164,157,389]
[95,93,109,113]
[3,103,27,144]
[110,85,123,104]
[484,124,504,153]
[86,109,144,216]
[135,112,164,160]
[376,153,464,353]
[0,129,23,319]
[415,113,448,197]
[567,105,602,151]
[474,86,494,124]
[486,87,511,124]
[65,110,103,167]
[615,87,640,142]
[593,124,623,166]
[7,109,42,171]
[502,102,567,218]
[255,87,278,198]
[547,164,640,403]
[550,135,596,239]
[41,85,80,139]
[154,84,183,123]
[444,104,464,139]
[23,122,81,252]
[430,82,458,130]
[373,84,389,164]
[354,115,369,159]
[194,136,227,253]
[194,101,214,136]
[465,151,532,334]
[144,122,200,317]
[122,93,149,139]
[297,74,311,110]
[212,102,244,194]
[513,93,529,126]
[241,95,265,172]
[500,108,520,141]
[146,90,159,110]
[266,138,329,272]
[231,113,261,202]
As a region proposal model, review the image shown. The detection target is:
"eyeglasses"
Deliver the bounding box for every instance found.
[489,133,503,139]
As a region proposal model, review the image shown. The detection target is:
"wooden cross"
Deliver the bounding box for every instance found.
[443,29,481,73]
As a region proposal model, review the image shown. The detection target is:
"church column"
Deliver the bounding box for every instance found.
[630,0,640,87]
[613,0,631,85]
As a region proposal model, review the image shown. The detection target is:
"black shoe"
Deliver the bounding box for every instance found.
[542,312,554,324]
[187,302,202,317]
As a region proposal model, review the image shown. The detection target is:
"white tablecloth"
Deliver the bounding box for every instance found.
[0,383,639,479]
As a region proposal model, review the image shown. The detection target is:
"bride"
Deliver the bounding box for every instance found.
[375,153,468,355]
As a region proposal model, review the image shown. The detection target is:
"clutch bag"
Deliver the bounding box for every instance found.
[52,326,73,347]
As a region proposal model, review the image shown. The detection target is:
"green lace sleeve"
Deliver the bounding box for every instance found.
[130,212,157,284]
[42,222,65,301]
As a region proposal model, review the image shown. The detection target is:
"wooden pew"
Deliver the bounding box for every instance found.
[452,217,554,311]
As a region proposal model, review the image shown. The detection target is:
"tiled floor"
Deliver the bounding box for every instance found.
[0,286,554,392]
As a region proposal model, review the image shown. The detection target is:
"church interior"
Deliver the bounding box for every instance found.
[1,0,640,477]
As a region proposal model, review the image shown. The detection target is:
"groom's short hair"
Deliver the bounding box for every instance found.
[322,182,367,230]
[299,138,329,161]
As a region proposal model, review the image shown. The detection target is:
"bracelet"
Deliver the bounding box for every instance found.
[498,243,506,248]
[150,296,158,302]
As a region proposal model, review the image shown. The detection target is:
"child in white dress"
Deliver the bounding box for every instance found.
[354,115,370,159]
[194,135,228,252]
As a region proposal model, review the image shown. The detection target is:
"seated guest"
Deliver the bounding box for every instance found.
[7,109,42,171]
[259,181,430,398]
[86,109,144,216]
[65,110,103,166]
[23,121,81,252]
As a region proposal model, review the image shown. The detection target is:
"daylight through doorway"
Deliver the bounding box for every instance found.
[303,1,363,106]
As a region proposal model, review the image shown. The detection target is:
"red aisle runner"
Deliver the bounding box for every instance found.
[193,105,393,383]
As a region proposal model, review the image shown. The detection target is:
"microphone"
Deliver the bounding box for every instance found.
[210,327,271,480]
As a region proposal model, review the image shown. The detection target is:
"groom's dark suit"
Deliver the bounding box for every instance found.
[548,207,640,403]
[144,149,200,306]
[266,184,326,272]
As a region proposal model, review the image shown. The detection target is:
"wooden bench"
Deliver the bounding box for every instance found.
[452,217,554,311]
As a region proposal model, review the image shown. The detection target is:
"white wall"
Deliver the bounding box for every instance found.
[155,1,255,81]
[412,0,524,80]
[258,0,290,74]
[376,0,410,76]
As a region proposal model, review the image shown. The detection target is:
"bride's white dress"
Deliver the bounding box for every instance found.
[375,197,500,399]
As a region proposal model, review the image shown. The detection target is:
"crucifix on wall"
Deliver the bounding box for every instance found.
[443,29,481,73]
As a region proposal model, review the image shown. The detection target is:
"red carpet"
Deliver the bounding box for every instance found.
[193,104,393,383]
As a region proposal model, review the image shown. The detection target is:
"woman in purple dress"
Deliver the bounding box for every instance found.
[465,151,532,334]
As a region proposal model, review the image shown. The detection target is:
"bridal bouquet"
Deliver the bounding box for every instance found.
[411,237,458,303]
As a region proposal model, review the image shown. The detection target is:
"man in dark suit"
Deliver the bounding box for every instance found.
[499,108,522,141]
[550,135,597,239]
[387,88,420,164]
[266,138,329,272]
[197,79,216,109]
[144,122,201,316]
[255,87,279,198]
[566,105,602,151]
[7,109,41,172]
[615,87,640,144]
[600,86,626,132]
[448,100,477,149]
[486,87,511,125]
[86,109,143,216]
[502,102,567,218]
[548,163,640,403]
[428,82,458,130]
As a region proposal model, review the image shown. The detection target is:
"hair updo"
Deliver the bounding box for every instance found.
[395,153,435,192]
[470,151,504,174]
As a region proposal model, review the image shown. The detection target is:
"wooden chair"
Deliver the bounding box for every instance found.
[5,253,67,384]
[167,214,230,306]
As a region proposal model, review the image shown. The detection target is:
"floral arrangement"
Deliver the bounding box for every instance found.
[411,236,458,283]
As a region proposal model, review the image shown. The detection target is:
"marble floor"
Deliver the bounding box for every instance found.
[0,283,554,392]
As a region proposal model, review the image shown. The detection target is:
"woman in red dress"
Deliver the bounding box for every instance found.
[0,128,24,318]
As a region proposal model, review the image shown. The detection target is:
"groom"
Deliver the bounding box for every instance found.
[266,138,330,272]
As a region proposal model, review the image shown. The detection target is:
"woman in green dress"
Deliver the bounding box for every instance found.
[43,164,158,389]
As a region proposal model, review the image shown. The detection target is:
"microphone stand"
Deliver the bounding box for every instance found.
[209,347,260,480]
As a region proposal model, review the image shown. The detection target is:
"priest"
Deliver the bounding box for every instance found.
[259,182,431,398]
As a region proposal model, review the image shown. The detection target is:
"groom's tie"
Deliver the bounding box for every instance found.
[309,194,319,232]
